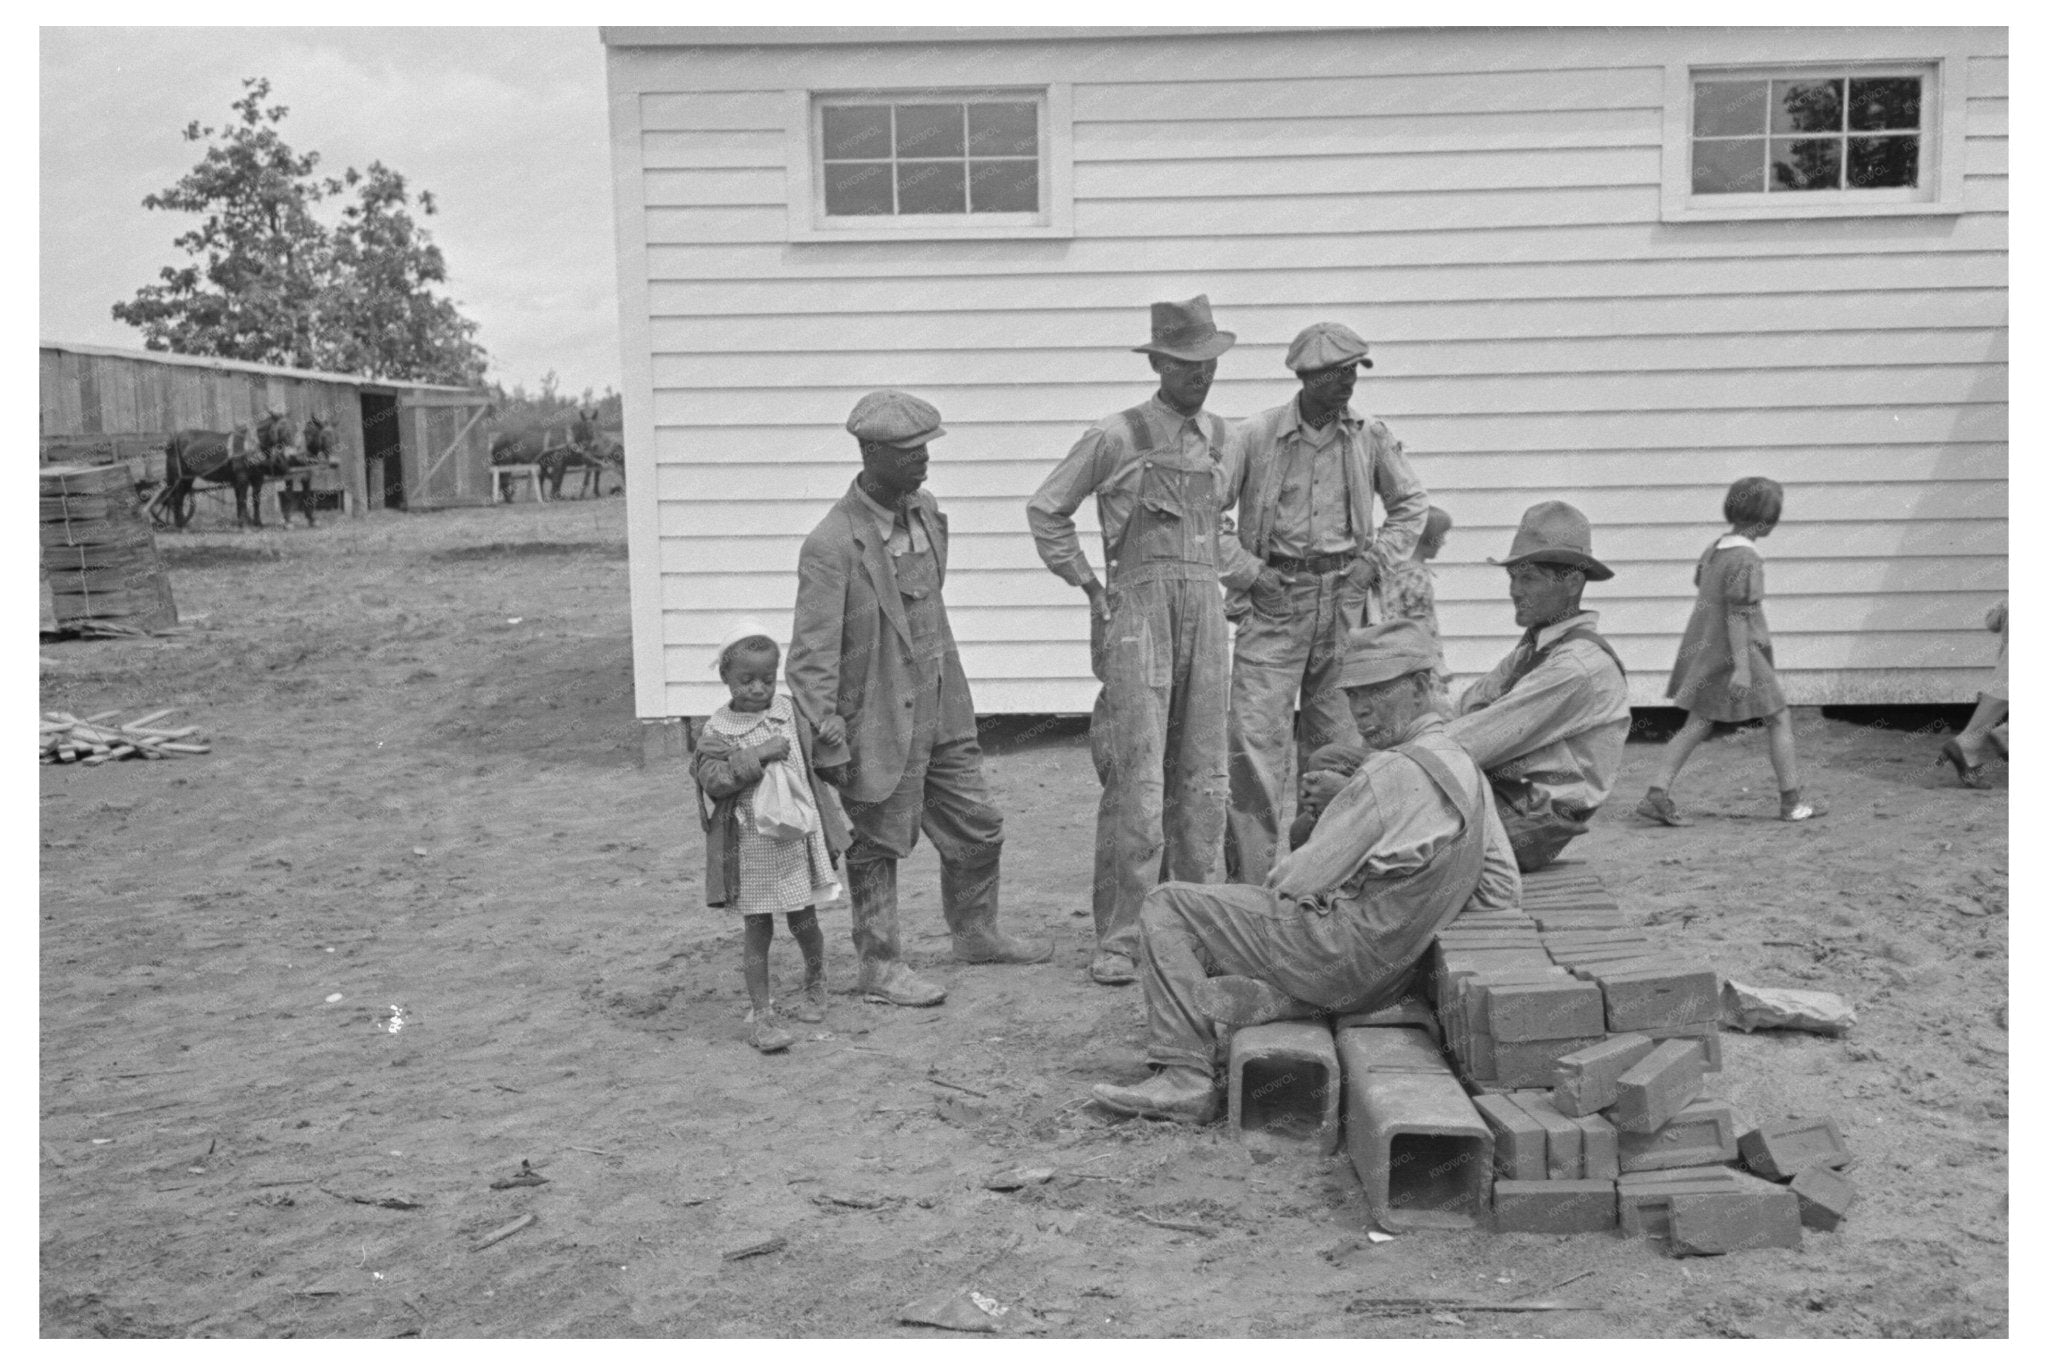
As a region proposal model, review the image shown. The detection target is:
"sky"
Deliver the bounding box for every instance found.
[40,26,621,396]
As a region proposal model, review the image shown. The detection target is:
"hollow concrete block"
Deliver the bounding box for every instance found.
[1228,1020,1341,1155]
[1336,1025,1492,1231]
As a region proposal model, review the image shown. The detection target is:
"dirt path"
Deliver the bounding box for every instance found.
[39,499,2007,1337]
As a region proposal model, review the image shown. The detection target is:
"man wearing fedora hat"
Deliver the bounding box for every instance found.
[1445,500,1632,872]
[1092,619,1518,1123]
[788,390,1053,1009]
[1027,296,1265,987]
[1221,320,1430,886]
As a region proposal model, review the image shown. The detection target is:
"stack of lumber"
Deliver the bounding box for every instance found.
[41,463,178,635]
[40,708,210,765]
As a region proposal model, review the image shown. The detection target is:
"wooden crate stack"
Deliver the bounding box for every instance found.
[40,462,178,634]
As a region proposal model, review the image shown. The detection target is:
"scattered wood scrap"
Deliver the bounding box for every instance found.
[40,708,209,765]
[471,1212,538,1252]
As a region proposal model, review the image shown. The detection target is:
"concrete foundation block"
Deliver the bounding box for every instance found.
[1228,1020,1341,1155]
[1608,1039,1707,1134]
[1506,1090,1583,1180]
[1483,979,1607,1042]
[1336,1025,1492,1231]
[1738,1117,1853,1181]
[1616,1167,1748,1237]
[1576,1112,1620,1181]
[1595,963,1721,1031]
[1668,1186,1803,1256]
[1551,1033,1655,1116]
[1491,1034,1607,1089]
[1617,1098,1740,1173]
[1645,1023,1723,1073]
[1472,1093,1547,1181]
[1490,1179,1618,1234]
[1790,1164,1859,1231]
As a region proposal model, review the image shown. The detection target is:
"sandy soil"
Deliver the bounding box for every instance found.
[39,498,2007,1338]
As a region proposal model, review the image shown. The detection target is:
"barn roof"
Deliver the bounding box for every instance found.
[38,339,480,396]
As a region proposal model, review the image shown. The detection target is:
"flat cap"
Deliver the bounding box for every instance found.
[846,390,945,448]
[1336,618,1438,689]
[1285,321,1374,373]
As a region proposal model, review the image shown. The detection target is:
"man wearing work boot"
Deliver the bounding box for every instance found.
[1222,321,1429,886]
[788,391,1052,1007]
[1445,500,1631,872]
[1092,619,1519,1123]
[1027,296,1265,988]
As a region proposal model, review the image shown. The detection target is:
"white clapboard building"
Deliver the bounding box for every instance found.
[599,25,2008,724]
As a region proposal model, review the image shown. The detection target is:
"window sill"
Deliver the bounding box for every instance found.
[1661,196,1965,223]
[787,219,1074,243]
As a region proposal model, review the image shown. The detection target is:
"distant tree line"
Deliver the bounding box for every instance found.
[485,373,622,435]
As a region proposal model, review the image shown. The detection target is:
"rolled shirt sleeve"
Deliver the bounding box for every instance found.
[1026,427,1117,589]
[1465,787,1522,912]
[1366,421,1428,576]
[1445,645,1613,774]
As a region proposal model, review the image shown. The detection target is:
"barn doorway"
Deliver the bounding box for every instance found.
[361,392,403,509]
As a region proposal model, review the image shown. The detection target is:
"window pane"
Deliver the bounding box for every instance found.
[895,104,965,159]
[1694,81,1767,136]
[824,162,894,215]
[969,160,1038,212]
[1848,134,1919,187]
[968,103,1038,156]
[898,160,966,214]
[1849,77,1921,131]
[1770,137,1842,190]
[1693,137,1766,193]
[1772,79,1843,133]
[822,106,890,160]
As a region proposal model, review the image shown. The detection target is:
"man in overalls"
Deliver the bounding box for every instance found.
[1092,620,1520,1123]
[1026,296,1265,987]
[788,391,1052,1008]
[1223,322,1430,886]
[1447,501,1631,872]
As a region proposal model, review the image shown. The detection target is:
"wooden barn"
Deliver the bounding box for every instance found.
[38,340,496,515]
[599,24,2009,724]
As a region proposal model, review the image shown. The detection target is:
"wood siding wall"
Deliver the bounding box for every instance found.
[605,26,2008,718]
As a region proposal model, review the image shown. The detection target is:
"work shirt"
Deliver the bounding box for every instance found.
[1269,713,1519,912]
[1026,395,1263,593]
[853,481,931,555]
[1446,610,1631,817]
[1225,398,1428,575]
[1268,416,1358,558]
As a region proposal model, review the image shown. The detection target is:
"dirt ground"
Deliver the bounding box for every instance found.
[38,497,2008,1338]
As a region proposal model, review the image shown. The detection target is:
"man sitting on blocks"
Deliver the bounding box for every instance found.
[1091,619,1521,1124]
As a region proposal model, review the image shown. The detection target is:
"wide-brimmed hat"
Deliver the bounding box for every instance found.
[1131,294,1236,362]
[1490,500,1615,582]
[1336,619,1439,689]
[846,390,945,448]
[1285,321,1374,373]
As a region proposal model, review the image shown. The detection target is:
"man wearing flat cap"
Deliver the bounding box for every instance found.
[1027,296,1266,987]
[1222,321,1430,886]
[1445,500,1631,872]
[787,390,1052,1009]
[1092,619,1519,1123]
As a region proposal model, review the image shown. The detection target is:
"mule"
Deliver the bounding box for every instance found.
[154,425,266,529]
[258,411,329,527]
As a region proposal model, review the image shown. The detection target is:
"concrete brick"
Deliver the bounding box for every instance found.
[1616,1167,1746,1237]
[1506,1090,1583,1179]
[1336,1025,1491,1231]
[1738,1117,1853,1181]
[1645,1023,1723,1073]
[1596,963,1721,1031]
[1668,1186,1803,1255]
[1527,911,1630,932]
[1491,1179,1618,1233]
[1492,1035,1607,1089]
[1484,979,1607,1042]
[1790,1165,1859,1231]
[1619,1166,1742,1187]
[1608,1040,1707,1133]
[1576,1112,1620,1180]
[1228,1021,1341,1155]
[1617,1098,1741,1172]
[1550,1033,1656,1116]
[1542,930,1651,947]
[1472,1093,1548,1181]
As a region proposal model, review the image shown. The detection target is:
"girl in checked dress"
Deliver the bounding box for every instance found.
[1637,477,1815,826]
[690,623,846,1052]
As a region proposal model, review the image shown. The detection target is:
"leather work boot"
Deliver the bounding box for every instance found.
[847,859,947,1007]
[944,864,1053,964]
[1091,1066,1220,1125]
[1191,975,1319,1028]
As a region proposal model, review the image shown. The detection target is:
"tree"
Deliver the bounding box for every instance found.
[113,77,487,386]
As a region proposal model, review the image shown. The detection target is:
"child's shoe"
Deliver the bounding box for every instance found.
[746,1007,795,1053]
[1635,788,1691,826]
[791,980,828,1024]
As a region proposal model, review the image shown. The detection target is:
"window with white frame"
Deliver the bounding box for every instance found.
[1661,59,1964,221]
[786,87,1073,241]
